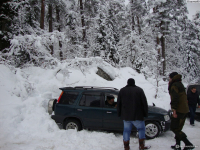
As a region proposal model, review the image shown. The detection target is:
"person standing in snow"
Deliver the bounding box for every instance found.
[117,78,151,150]
[187,86,200,126]
[168,72,195,150]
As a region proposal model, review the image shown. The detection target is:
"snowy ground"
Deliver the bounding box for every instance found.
[0,60,200,150]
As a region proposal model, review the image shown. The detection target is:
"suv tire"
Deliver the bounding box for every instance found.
[145,121,161,139]
[64,119,82,131]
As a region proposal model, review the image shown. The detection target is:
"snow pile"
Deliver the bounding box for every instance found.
[0,60,199,150]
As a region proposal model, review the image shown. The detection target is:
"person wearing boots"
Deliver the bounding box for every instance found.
[187,86,200,126]
[168,72,195,150]
[117,78,151,150]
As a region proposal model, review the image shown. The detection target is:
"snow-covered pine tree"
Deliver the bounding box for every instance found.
[118,1,153,75]
[163,0,189,78]
[93,0,123,67]
[181,15,200,82]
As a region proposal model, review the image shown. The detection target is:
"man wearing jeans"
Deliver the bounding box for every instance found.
[117,78,151,150]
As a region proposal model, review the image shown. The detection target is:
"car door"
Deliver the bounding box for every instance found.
[75,91,104,129]
[102,92,123,130]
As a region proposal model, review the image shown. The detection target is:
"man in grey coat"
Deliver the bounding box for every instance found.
[117,78,150,150]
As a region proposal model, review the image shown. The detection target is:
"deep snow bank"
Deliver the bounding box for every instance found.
[0,59,173,150]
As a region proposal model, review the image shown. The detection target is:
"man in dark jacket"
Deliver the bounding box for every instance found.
[168,72,195,150]
[117,78,150,150]
[187,86,200,126]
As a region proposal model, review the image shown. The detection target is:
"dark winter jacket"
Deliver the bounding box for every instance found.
[117,85,148,121]
[169,74,189,113]
[187,91,200,105]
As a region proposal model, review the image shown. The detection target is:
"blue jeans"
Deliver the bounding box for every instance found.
[189,105,196,125]
[123,120,146,141]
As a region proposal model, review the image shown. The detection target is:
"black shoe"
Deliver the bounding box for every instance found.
[171,144,181,150]
[190,124,195,126]
[171,138,181,150]
[183,145,195,150]
[182,137,195,150]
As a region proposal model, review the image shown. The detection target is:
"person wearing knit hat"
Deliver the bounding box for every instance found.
[117,78,150,150]
[169,72,178,79]
[168,72,195,150]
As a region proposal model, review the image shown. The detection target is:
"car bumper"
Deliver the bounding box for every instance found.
[51,115,66,124]
[196,108,200,113]
[161,120,171,132]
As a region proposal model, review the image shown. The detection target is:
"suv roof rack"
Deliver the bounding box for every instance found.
[59,87,74,90]
[75,86,118,90]
[59,86,118,91]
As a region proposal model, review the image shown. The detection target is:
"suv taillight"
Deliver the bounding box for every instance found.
[57,91,64,103]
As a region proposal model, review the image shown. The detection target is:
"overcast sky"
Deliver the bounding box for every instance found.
[124,0,200,20]
[187,2,200,19]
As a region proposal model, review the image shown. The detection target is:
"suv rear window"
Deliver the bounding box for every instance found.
[59,91,79,104]
[79,92,103,107]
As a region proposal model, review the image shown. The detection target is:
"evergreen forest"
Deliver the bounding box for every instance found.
[0,0,200,83]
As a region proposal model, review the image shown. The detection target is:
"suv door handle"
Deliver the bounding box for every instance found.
[77,109,82,111]
[107,111,112,114]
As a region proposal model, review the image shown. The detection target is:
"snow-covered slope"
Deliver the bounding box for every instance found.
[0,59,199,150]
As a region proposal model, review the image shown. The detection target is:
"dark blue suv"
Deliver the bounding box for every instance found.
[48,86,171,139]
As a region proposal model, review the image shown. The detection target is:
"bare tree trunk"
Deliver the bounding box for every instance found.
[49,45,53,55]
[48,2,53,55]
[56,5,61,32]
[132,16,135,31]
[130,0,136,63]
[157,36,160,58]
[157,35,161,75]
[80,0,86,41]
[137,16,141,35]
[40,0,45,29]
[80,0,87,58]
[161,35,166,76]
[130,0,135,31]
[48,3,53,32]
[56,5,63,60]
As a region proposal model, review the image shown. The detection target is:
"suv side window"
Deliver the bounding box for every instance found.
[79,92,103,107]
[59,91,79,104]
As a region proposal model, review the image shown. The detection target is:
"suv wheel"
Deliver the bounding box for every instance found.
[145,121,161,139]
[65,119,82,131]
